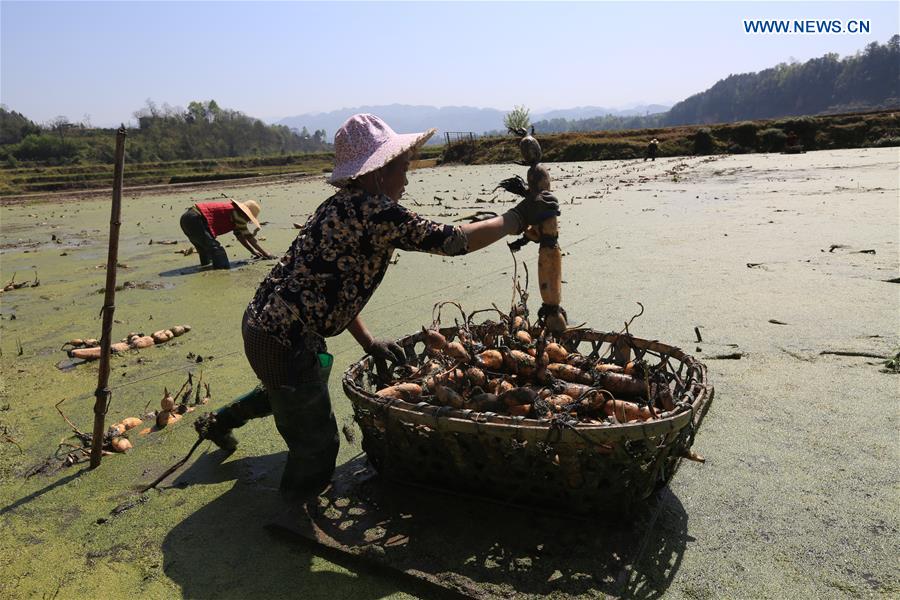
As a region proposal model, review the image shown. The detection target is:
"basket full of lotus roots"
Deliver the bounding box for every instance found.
[342,303,714,512]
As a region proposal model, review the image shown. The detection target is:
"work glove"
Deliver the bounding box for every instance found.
[366,339,405,364]
[510,191,560,229]
[365,338,406,382]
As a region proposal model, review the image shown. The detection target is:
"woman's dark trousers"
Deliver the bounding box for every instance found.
[179,209,230,269]
[212,311,339,493]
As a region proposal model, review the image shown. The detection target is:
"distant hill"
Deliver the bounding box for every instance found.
[663,36,899,125]
[278,35,900,139]
[527,37,899,135]
[276,37,900,141]
[535,104,670,120]
[276,104,671,143]
[278,105,505,144]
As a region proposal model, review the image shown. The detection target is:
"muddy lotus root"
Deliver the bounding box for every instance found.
[368,303,680,425]
[64,325,191,361]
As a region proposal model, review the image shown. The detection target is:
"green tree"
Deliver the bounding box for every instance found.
[504,105,530,132]
[0,106,40,144]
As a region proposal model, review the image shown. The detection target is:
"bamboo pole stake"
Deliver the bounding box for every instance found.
[89,126,127,468]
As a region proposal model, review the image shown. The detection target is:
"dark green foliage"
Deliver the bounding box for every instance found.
[127,99,329,162]
[773,116,817,148]
[693,128,714,155]
[665,36,899,126]
[823,121,870,148]
[12,134,80,163]
[759,128,787,152]
[0,99,331,168]
[0,107,41,145]
[448,110,898,166]
[727,122,759,149]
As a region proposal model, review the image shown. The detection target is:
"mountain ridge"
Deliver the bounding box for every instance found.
[275,104,671,142]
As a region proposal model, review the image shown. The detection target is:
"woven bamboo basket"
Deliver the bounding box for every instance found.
[343,325,714,512]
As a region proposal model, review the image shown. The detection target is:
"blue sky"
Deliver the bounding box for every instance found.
[1,1,897,126]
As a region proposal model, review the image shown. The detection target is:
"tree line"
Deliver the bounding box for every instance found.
[0,100,331,166]
[665,36,899,125]
[516,36,898,136]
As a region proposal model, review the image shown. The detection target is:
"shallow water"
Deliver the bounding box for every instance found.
[1,149,898,598]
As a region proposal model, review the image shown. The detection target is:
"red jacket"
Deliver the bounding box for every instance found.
[196,202,235,237]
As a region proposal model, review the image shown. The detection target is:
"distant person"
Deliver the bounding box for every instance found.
[179,199,275,269]
[645,138,659,161]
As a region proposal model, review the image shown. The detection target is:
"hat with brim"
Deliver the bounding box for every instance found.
[328,113,435,186]
[231,199,261,230]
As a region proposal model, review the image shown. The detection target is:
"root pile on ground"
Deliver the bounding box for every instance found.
[140,372,210,431]
[29,372,211,475]
[0,271,40,294]
[49,399,141,469]
[62,324,191,360]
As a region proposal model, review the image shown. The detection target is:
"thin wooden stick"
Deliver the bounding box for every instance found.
[139,438,204,493]
[56,398,91,444]
[2,431,22,454]
[819,350,889,359]
[90,127,127,469]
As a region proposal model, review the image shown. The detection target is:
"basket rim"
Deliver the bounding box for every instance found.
[341,327,712,442]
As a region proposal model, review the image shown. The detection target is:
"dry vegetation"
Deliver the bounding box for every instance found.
[444,109,900,165]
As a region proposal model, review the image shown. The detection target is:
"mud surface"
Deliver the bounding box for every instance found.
[1,148,898,598]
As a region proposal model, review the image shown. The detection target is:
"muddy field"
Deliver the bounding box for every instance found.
[1,148,897,599]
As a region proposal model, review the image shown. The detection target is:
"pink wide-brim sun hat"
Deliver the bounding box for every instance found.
[328,113,435,186]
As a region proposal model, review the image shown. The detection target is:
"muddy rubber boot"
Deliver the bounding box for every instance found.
[201,386,273,452]
[194,413,238,453]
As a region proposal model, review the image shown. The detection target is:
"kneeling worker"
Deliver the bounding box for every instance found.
[179,199,276,268]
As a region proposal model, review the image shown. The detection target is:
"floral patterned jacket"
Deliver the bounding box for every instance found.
[246,187,468,351]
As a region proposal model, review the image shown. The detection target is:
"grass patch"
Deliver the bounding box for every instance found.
[0,152,334,196]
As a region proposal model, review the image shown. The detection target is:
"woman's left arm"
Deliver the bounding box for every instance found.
[347,316,374,350]
[459,212,522,252]
[348,316,405,364]
[373,201,517,257]
[234,233,261,257]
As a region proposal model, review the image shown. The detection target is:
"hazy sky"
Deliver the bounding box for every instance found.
[2,1,897,126]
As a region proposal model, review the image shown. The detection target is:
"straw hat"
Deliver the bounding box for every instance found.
[231,199,261,229]
[328,113,435,186]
